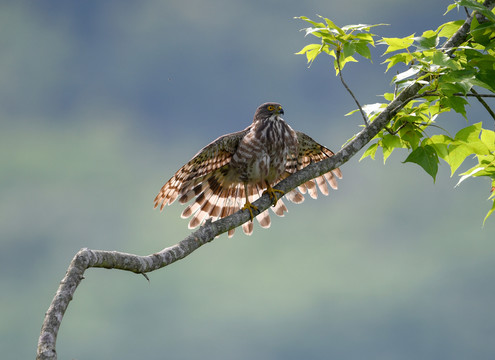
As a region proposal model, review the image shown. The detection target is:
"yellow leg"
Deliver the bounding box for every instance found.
[241,200,258,222]
[242,184,258,221]
[263,183,285,206]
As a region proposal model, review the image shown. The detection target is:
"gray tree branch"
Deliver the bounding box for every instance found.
[37,2,495,359]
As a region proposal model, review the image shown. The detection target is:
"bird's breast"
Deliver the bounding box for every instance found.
[231,119,298,184]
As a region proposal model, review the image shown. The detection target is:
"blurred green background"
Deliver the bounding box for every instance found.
[1,1,495,359]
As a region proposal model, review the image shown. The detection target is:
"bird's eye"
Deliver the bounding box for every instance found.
[267,105,275,111]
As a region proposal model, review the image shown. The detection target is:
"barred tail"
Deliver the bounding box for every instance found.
[176,174,289,238]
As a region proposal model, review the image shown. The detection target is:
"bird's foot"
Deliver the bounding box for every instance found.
[264,186,285,206]
[241,201,258,222]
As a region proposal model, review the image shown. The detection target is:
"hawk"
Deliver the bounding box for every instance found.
[154,102,342,237]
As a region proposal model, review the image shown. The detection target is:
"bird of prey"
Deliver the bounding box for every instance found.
[154,102,342,237]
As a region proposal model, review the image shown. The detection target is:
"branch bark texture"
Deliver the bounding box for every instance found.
[37,3,494,359]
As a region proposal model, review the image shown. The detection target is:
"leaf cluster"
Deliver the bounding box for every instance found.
[297,0,495,223]
[295,15,385,73]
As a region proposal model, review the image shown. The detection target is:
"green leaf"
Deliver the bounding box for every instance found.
[322,47,336,59]
[439,96,468,118]
[399,125,422,150]
[483,200,495,226]
[297,16,325,28]
[344,108,360,116]
[322,16,346,35]
[464,142,492,156]
[354,41,372,60]
[439,69,476,87]
[360,143,379,161]
[383,53,413,72]
[455,123,482,143]
[470,19,495,46]
[425,134,452,160]
[354,32,374,43]
[381,134,403,163]
[381,34,415,54]
[446,142,475,175]
[295,43,321,55]
[335,55,358,73]
[305,49,322,64]
[432,51,461,69]
[413,33,439,50]
[341,23,388,32]
[481,128,495,151]
[304,27,330,38]
[476,70,495,92]
[296,43,327,65]
[437,20,464,38]
[438,82,468,96]
[404,145,439,181]
[382,93,395,101]
[422,30,438,38]
[453,123,491,157]
[424,135,473,176]
[343,41,356,59]
[444,3,459,15]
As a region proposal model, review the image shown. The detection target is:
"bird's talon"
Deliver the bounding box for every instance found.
[264,186,285,206]
[242,201,258,221]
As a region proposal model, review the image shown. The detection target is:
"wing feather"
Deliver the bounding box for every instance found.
[282,131,342,204]
[255,184,271,228]
[154,128,249,210]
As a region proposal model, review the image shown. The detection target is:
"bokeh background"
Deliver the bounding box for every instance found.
[2,0,495,359]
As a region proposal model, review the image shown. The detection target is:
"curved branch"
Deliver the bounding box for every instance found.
[36,80,424,360]
[37,2,495,359]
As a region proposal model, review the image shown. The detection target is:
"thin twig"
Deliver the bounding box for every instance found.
[408,91,495,100]
[457,92,495,98]
[385,123,407,135]
[470,88,495,124]
[336,50,369,127]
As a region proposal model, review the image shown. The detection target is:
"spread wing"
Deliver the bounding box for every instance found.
[154,128,248,210]
[283,131,343,203]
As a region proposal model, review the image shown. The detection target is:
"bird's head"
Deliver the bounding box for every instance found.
[253,102,284,122]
